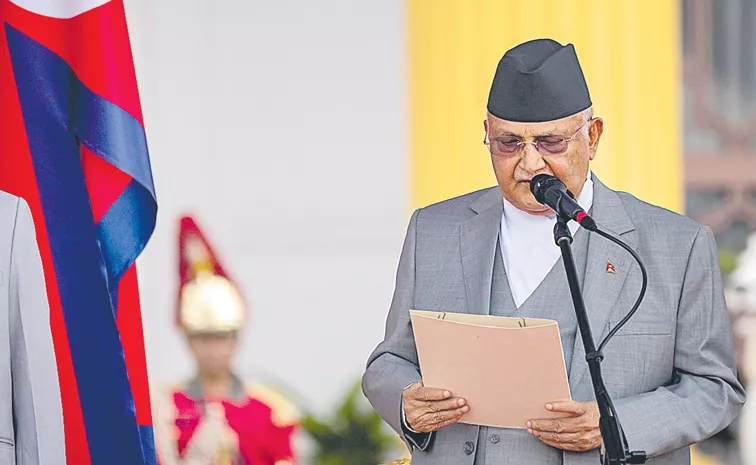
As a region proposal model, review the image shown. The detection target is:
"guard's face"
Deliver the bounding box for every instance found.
[484,110,603,215]
[187,331,238,377]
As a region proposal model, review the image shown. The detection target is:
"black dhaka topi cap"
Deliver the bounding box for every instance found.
[487,38,592,122]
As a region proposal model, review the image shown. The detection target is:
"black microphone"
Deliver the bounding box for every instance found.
[529,174,597,231]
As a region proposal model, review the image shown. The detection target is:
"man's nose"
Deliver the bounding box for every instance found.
[519,144,547,173]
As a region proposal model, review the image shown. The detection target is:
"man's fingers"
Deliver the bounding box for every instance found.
[411,414,463,433]
[546,400,587,415]
[533,433,602,452]
[408,404,470,433]
[538,438,561,449]
[527,417,587,434]
[412,405,468,427]
[432,414,466,431]
[402,382,470,433]
[409,384,452,402]
[427,405,469,423]
[528,401,598,433]
[527,423,603,453]
[538,438,579,451]
[426,397,467,413]
[528,429,585,443]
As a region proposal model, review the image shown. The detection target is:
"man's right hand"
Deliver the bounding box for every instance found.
[402,382,469,433]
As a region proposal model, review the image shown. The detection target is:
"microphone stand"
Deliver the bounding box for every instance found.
[553,215,645,465]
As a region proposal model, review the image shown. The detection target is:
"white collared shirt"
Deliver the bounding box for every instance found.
[499,173,594,307]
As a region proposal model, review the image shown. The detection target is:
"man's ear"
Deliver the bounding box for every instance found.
[588,118,603,160]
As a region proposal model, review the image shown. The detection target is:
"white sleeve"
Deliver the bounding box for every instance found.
[9,198,66,465]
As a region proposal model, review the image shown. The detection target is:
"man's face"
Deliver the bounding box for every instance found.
[484,109,603,215]
[187,331,238,377]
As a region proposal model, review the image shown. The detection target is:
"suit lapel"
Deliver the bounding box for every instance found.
[569,175,638,393]
[460,188,503,316]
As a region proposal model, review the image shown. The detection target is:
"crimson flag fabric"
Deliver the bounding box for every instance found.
[0,1,157,464]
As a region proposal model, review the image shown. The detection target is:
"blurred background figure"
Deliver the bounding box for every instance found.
[152,216,298,465]
[723,232,756,465]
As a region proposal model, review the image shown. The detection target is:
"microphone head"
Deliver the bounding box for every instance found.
[529,174,565,204]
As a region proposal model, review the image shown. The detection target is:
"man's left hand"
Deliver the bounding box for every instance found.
[527,401,601,452]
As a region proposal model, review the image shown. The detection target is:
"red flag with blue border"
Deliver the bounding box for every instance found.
[0,1,157,464]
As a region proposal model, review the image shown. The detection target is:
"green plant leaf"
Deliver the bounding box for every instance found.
[300,379,399,465]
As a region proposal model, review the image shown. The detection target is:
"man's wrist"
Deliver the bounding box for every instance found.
[399,382,432,451]
[401,400,421,433]
[401,383,421,433]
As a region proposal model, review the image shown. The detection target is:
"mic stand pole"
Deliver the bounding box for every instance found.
[553,215,644,464]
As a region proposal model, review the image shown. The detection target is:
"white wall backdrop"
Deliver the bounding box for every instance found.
[123,0,408,414]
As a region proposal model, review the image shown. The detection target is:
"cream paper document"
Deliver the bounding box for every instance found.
[410,310,572,429]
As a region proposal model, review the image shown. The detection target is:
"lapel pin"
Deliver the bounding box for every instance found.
[606,261,616,274]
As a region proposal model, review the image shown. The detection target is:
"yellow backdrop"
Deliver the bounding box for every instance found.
[408,0,682,213]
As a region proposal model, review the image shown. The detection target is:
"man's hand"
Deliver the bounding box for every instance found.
[402,382,469,433]
[527,401,601,452]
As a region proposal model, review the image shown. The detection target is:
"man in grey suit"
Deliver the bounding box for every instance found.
[0,192,65,464]
[363,39,745,464]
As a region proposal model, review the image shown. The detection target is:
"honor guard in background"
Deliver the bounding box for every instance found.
[153,216,297,465]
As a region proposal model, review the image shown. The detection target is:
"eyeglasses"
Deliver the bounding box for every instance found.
[483,118,594,157]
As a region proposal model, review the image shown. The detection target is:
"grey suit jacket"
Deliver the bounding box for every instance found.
[363,176,745,464]
[0,192,65,464]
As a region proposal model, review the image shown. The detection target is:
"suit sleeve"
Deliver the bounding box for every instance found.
[362,209,432,451]
[613,226,746,457]
[9,198,66,465]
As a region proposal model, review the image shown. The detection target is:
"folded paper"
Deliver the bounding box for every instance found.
[410,310,572,429]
